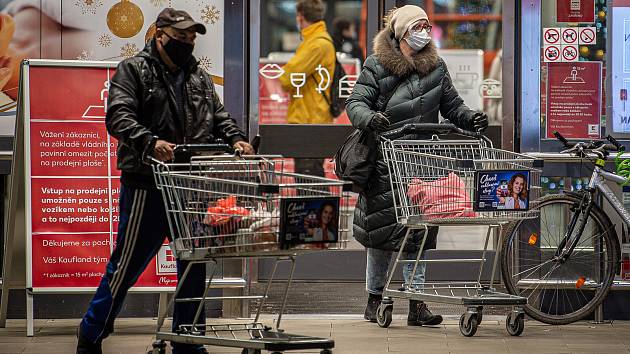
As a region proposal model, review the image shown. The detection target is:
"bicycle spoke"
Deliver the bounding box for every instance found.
[513,258,555,278]
[526,263,559,302]
[576,284,591,307]
[540,206,558,248]
[545,263,562,315]
[562,269,576,314]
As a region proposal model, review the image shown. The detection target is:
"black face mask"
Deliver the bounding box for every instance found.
[162,32,194,67]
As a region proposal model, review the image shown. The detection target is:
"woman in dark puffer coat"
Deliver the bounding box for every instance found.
[345,5,488,326]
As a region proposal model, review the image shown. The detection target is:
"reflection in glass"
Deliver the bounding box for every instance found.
[289,73,306,98]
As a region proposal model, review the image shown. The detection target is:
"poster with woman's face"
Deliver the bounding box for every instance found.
[0,0,224,133]
[279,197,340,246]
[475,170,530,211]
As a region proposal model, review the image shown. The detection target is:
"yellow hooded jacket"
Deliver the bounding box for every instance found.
[279,21,336,124]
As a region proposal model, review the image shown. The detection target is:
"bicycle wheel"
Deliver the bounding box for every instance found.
[501,193,619,325]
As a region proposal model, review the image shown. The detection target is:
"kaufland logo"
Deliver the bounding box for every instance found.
[156,245,177,275]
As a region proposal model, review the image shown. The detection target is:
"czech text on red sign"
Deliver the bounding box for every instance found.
[31,178,111,233]
[546,62,602,139]
[32,233,111,288]
[30,122,110,176]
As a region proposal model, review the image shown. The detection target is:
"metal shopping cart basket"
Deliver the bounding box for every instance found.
[148,145,352,354]
[377,123,543,337]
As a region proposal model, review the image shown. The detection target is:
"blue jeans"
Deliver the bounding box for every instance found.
[79,185,205,354]
[366,247,426,295]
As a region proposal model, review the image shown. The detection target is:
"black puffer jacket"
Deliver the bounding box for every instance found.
[106,40,246,187]
[346,28,477,252]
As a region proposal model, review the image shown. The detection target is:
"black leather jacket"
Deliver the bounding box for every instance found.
[106,40,246,187]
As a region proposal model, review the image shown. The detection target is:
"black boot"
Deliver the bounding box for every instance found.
[407,300,443,326]
[364,293,382,322]
[76,330,102,354]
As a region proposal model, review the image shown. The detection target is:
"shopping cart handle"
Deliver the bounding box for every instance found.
[173,144,235,154]
[172,144,236,162]
[382,123,483,139]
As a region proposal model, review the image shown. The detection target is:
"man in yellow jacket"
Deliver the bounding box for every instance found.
[279,0,336,176]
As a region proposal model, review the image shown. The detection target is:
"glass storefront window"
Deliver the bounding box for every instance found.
[395,1,503,125]
[257,0,504,127]
[258,0,366,126]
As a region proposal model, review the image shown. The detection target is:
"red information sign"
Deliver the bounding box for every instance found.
[27,65,176,290]
[557,0,595,23]
[546,62,602,139]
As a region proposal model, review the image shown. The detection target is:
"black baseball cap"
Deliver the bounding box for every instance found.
[156,8,207,35]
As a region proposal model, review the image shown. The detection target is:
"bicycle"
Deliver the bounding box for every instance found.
[501,132,623,325]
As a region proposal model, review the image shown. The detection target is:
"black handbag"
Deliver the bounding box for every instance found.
[333,80,402,192]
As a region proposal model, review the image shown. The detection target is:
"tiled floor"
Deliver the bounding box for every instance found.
[1,315,629,353]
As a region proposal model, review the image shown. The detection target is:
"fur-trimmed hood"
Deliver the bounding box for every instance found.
[372,27,439,77]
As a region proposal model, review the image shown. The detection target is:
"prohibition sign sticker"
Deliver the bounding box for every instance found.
[544,45,561,62]
[543,28,560,45]
[561,27,578,45]
[579,27,596,45]
[562,45,579,62]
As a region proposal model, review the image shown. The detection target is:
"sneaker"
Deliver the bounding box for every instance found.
[363,293,382,322]
[407,300,443,326]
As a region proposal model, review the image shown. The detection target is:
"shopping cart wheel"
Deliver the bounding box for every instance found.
[506,313,525,336]
[148,340,166,354]
[376,303,393,328]
[459,313,479,337]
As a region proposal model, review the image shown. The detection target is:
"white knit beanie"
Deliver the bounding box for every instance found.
[388,5,429,40]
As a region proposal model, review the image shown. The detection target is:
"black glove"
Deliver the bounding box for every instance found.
[472,111,489,132]
[368,112,391,133]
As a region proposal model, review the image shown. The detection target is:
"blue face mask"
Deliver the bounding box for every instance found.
[405,29,431,51]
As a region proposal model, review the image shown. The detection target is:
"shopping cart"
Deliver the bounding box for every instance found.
[377,123,543,337]
[148,145,351,354]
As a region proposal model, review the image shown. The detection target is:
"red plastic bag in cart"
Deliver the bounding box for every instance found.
[407,172,475,220]
[204,195,250,227]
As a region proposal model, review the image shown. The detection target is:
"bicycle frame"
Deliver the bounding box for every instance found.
[558,165,627,260]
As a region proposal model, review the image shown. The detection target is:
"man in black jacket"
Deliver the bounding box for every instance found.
[76,8,253,354]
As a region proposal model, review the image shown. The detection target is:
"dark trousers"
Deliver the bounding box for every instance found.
[79,185,206,353]
[294,158,325,177]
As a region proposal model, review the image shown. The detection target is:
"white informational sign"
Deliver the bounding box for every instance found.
[561,27,579,45]
[579,27,597,45]
[543,45,578,63]
[544,45,562,62]
[439,49,484,111]
[611,6,630,133]
[562,45,579,62]
[543,27,561,45]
